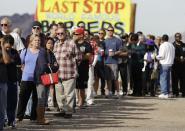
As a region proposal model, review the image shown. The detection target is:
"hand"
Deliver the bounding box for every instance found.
[109,51,114,57]
[80,46,85,53]
[21,64,25,71]
[89,64,94,67]
[92,63,96,67]
[54,62,58,66]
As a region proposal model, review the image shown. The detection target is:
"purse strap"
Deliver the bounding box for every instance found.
[23,48,28,64]
[48,65,53,73]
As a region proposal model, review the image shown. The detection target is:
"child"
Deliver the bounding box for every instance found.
[142,40,157,96]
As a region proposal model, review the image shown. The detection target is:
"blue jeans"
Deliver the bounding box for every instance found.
[160,65,171,95]
[0,83,7,130]
[7,82,18,123]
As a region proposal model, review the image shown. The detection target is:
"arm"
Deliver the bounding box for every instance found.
[92,54,98,66]
[74,43,82,65]
[113,39,122,56]
[84,43,93,60]
[1,40,11,64]
[142,53,147,72]
[13,33,25,51]
[119,51,128,57]
[156,45,165,60]
[10,49,21,65]
[53,42,60,63]
[50,51,59,73]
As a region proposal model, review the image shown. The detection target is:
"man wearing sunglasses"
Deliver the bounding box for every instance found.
[104,26,122,98]
[53,27,82,118]
[172,33,185,97]
[25,21,46,48]
[0,17,24,52]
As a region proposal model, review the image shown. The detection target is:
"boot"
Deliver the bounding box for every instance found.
[36,107,50,125]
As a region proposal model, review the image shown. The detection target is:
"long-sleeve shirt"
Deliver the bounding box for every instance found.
[54,39,82,80]
[2,31,25,51]
[156,42,175,65]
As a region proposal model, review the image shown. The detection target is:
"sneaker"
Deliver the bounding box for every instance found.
[64,114,72,119]
[75,105,86,110]
[48,97,53,107]
[24,115,31,119]
[8,121,16,129]
[158,94,169,99]
[53,112,65,117]
[86,100,95,106]
[87,102,95,106]
[45,107,51,111]
[16,118,23,124]
[105,95,112,99]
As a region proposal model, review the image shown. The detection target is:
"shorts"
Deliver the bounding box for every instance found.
[105,64,118,81]
[94,61,105,79]
[76,62,89,89]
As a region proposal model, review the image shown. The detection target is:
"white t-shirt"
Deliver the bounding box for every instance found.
[156,41,175,65]
[2,31,25,51]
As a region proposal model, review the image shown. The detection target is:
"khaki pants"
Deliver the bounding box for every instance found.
[86,66,95,104]
[55,78,76,114]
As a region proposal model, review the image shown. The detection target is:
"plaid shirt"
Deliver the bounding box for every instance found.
[54,39,82,80]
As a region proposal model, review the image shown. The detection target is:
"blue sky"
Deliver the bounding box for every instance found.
[1,0,185,37]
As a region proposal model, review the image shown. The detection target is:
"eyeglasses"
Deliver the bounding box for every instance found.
[107,29,114,32]
[73,33,80,36]
[32,26,40,30]
[1,24,8,27]
[57,32,64,35]
[78,25,84,28]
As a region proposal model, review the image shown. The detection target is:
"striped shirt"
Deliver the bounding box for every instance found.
[54,39,82,80]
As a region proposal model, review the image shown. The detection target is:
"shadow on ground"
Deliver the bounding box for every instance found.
[15,96,157,131]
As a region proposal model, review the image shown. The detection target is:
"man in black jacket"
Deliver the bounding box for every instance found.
[172,33,185,97]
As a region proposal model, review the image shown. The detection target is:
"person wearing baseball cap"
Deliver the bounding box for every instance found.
[142,39,157,96]
[25,21,46,48]
[74,27,84,35]
[73,27,93,108]
[32,21,42,28]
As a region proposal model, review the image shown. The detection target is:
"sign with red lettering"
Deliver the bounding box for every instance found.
[36,0,134,35]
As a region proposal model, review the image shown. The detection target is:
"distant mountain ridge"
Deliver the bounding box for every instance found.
[0,13,34,38]
[1,13,185,43]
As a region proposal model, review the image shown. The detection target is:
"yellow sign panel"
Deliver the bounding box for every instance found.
[36,0,133,35]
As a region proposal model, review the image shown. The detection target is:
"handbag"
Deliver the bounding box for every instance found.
[151,69,158,80]
[41,66,59,86]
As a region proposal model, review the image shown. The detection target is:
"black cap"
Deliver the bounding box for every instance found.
[32,21,42,28]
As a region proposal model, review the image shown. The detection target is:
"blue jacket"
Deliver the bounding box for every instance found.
[34,48,49,84]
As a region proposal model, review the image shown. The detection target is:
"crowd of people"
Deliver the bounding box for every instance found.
[0,16,185,130]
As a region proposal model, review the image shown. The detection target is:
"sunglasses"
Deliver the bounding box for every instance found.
[107,29,114,32]
[99,32,104,34]
[57,32,64,35]
[73,33,80,35]
[32,26,40,30]
[1,24,8,27]
[78,25,84,28]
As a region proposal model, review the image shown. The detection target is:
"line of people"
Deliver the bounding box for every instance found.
[0,17,185,130]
